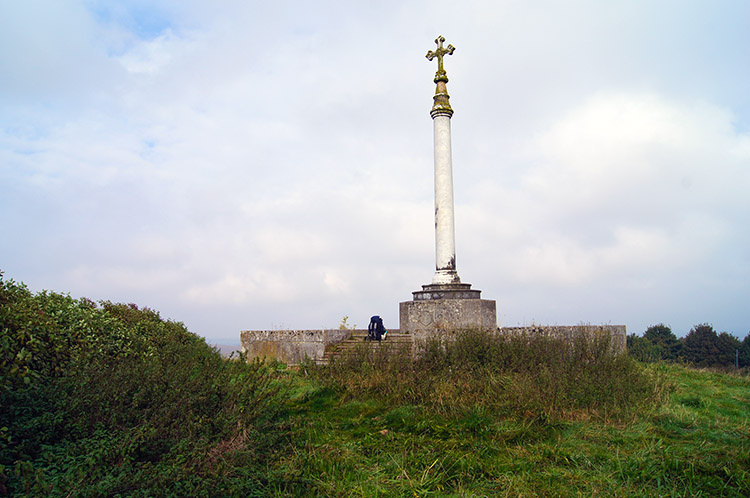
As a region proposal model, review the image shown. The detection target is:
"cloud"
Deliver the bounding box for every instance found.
[115,30,182,74]
[461,92,750,332]
[1,1,749,342]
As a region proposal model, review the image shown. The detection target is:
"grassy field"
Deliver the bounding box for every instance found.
[271,361,749,497]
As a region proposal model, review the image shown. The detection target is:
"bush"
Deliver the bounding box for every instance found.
[0,274,289,497]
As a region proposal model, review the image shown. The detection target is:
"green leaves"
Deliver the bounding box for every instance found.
[0,273,289,497]
[629,322,749,369]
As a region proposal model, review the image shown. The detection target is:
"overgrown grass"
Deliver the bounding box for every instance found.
[312,329,665,422]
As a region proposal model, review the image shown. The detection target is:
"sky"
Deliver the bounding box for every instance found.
[2,0,749,344]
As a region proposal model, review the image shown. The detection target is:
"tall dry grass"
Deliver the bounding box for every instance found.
[313,329,666,421]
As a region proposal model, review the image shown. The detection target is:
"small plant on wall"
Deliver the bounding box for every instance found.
[338,315,357,330]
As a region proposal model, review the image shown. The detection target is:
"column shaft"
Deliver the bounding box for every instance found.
[432,114,460,284]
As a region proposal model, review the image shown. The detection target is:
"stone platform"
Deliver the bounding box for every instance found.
[239,322,627,365]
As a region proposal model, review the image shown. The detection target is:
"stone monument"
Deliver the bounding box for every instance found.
[239,36,627,365]
[399,36,497,340]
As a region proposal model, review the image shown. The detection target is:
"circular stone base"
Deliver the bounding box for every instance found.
[412,283,482,300]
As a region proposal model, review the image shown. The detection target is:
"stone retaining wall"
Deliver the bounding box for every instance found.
[240,324,626,365]
[499,325,627,353]
[240,329,354,365]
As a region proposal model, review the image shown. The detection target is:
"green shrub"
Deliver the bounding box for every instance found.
[0,274,289,497]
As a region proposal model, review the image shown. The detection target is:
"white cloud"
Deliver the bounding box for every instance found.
[2,1,750,341]
[461,91,750,334]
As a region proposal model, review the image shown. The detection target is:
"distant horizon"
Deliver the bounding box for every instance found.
[4,268,745,343]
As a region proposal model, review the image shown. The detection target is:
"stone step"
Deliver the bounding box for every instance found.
[330,340,412,350]
[339,335,412,342]
[357,330,407,337]
[319,333,414,365]
[328,336,414,348]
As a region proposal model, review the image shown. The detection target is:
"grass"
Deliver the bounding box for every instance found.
[313,329,664,422]
[270,357,749,497]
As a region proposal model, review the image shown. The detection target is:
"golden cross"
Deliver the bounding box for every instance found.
[426,35,455,82]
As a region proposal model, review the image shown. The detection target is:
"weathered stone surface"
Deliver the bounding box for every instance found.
[239,323,626,365]
[240,329,351,365]
[432,113,458,285]
[399,298,497,343]
[500,325,627,353]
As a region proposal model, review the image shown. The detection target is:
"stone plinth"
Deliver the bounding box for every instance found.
[400,283,497,343]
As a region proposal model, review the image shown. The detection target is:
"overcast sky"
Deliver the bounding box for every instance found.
[2,0,749,343]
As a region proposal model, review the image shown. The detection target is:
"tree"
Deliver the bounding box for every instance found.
[739,333,750,368]
[643,323,682,361]
[716,332,741,368]
[681,323,720,368]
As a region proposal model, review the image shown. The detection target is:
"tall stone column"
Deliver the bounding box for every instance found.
[399,36,497,339]
[429,46,459,285]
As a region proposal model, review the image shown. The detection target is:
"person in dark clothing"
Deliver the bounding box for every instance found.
[367,315,387,342]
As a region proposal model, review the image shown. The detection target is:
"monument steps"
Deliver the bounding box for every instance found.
[319,331,413,365]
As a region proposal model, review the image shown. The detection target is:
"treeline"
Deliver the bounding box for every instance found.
[628,323,750,368]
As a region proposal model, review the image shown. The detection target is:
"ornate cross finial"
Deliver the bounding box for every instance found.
[426,35,455,117]
[426,35,455,83]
